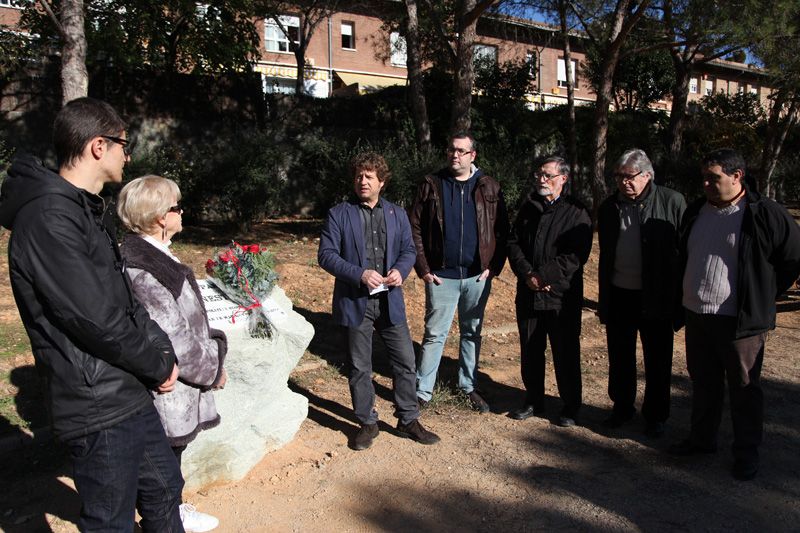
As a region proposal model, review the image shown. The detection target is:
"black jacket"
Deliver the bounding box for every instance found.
[507,192,592,316]
[0,155,176,441]
[597,183,686,324]
[409,168,509,278]
[679,189,800,338]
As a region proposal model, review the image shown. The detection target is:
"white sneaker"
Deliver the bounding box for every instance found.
[179,503,219,532]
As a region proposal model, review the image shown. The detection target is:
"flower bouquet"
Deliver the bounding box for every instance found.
[205,242,279,338]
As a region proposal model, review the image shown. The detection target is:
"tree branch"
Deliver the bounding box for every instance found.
[462,0,499,29]
[420,0,456,64]
[568,1,598,45]
[36,0,65,39]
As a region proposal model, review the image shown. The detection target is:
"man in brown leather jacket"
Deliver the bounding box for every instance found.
[409,132,509,412]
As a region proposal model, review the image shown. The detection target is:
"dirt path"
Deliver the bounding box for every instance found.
[1,223,799,532]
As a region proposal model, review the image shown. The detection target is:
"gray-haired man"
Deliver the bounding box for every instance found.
[597,148,686,438]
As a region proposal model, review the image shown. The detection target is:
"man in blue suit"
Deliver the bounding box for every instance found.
[318,152,440,451]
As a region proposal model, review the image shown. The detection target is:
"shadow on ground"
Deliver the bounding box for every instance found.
[350,374,800,532]
[0,366,77,532]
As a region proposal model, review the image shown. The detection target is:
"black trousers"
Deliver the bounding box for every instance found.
[684,311,765,463]
[347,295,419,426]
[517,306,582,417]
[605,286,674,423]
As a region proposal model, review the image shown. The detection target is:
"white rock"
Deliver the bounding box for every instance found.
[181,283,312,490]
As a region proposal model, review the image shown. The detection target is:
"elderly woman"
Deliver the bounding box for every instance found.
[118,175,225,533]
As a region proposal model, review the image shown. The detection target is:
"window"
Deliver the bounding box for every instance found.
[390,32,406,67]
[526,52,538,79]
[341,22,354,49]
[704,77,714,96]
[737,84,745,94]
[689,77,698,94]
[473,44,497,66]
[265,15,299,53]
[557,58,577,88]
[749,85,759,96]
[0,0,26,7]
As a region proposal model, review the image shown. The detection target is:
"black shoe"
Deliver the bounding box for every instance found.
[396,419,441,445]
[468,391,490,413]
[732,460,759,481]
[352,423,379,451]
[667,438,717,456]
[602,411,635,429]
[557,416,577,428]
[510,404,542,420]
[418,397,429,409]
[644,421,665,438]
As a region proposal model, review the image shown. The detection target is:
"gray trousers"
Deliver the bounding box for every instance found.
[347,296,419,426]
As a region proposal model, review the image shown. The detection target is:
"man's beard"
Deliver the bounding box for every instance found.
[536,186,552,196]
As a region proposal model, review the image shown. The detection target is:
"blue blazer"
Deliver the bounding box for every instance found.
[318,198,416,327]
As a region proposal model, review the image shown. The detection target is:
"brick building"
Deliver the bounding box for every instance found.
[0,1,772,109]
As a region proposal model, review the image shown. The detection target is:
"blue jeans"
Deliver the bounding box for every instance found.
[416,274,491,400]
[66,403,185,533]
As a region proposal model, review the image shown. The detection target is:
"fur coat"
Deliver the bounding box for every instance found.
[121,233,227,447]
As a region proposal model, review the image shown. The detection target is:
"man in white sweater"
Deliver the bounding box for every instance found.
[670,148,800,481]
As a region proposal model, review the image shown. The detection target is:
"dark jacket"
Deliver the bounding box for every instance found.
[0,155,176,441]
[679,188,800,338]
[507,192,592,316]
[410,168,509,278]
[597,183,686,324]
[318,197,416,328]
[121,234,226,447]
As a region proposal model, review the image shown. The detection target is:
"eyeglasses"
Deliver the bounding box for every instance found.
[167,204,183,214]
[446,147,474,156]
[534,171,563,181]
[101,135,134,157]
[614,170,644,182]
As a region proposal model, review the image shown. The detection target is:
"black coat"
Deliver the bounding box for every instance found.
[0,155,176,441]
[507,193,592,317]
[597,183,686,324]
[679,189,800,338]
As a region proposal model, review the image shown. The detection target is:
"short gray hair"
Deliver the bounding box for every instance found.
[539,155,569,178]
[615,148,654,180]
[117,175,181,235]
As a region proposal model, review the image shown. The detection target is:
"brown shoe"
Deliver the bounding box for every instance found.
[396,419,441,445]
[352,423,379,451]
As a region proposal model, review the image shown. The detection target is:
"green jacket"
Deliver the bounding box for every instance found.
[597,182,686,324]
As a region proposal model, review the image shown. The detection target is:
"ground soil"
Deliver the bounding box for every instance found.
[1,220,799,532]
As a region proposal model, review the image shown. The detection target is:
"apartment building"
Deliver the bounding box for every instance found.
[0,1,772,110]
[0,0,23,28]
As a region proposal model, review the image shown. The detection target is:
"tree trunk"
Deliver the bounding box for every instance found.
[295,42,307,96]
[760,90,799,197]
[404,0,431,150]
[668,57,691,165]
[590,55,615,214]
[60,0,88,105]
[559,0,578,192]
[450,0,477,134]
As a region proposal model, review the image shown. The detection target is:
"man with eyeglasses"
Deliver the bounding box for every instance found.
[597,148,686,438]
[669,148,800,481]
[0,98,185,531]
[507,156,592,427]
[410,132,509,412]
